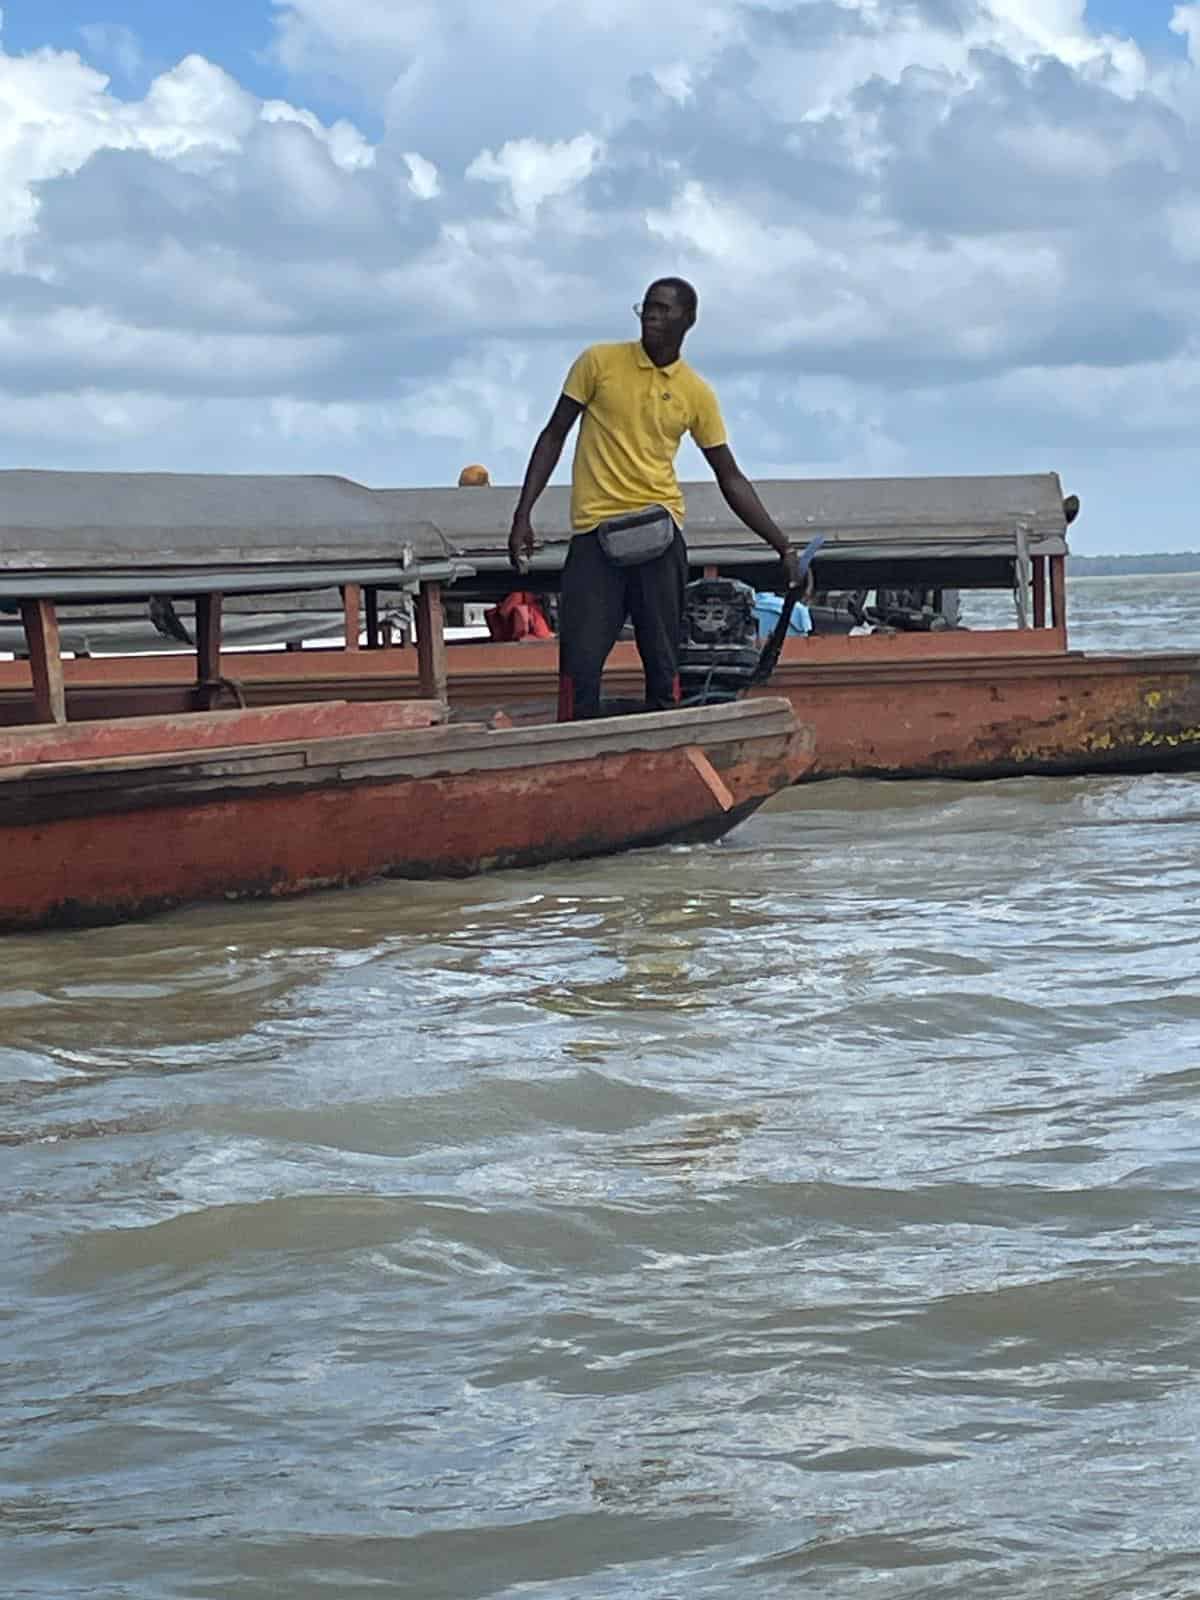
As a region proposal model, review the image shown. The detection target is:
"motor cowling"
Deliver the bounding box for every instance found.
[678,578,763,700]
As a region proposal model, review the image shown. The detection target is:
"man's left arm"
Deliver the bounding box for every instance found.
[702,443,804,589]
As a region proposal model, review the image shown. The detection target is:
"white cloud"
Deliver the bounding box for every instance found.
[0,49,376,259]
[402,151,439,200]
[651,64,693,106]
[259,100,375,170]
[466,134,603,223]
[273,0,737,161]
[1171,4,1200,63]
[3,2,1200,546]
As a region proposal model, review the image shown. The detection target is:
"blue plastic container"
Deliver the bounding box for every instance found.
[753,592,812,638]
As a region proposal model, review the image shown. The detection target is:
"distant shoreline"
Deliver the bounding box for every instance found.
[1069,554,1200,576]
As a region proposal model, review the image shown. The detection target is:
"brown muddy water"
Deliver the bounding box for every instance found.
[3,577,1200,1598]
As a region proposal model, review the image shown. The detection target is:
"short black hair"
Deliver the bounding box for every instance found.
[645,276,698,321]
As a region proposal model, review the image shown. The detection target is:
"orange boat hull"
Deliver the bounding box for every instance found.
[0,699,811,932]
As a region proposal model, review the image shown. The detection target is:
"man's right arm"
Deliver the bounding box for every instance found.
[509,394,584,571]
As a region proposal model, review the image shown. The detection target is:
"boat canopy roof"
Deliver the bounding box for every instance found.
[0,470,468,602]
[378,472,1071,591]
[1,468,1072,602]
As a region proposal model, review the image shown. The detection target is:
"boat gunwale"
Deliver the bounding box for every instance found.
[0,700,808,832]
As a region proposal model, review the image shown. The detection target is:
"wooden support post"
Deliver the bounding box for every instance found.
[19,599,67,724]
[365,586,381,649]
[1049,554,1068,637]
[415,581,448,704]
[1032,556,1046,629]
[342,582,361,652]
[195,593,223,711]
[1013,530,1030,629]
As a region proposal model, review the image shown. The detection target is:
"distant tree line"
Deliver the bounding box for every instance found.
[1068,553,1200,576]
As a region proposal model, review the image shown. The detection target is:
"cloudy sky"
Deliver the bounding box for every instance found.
[1,0,1196,550]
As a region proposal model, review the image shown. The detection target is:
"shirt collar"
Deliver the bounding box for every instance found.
[633,341,682,378]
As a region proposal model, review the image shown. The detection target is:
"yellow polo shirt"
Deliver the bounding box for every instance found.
[562,341,727,531]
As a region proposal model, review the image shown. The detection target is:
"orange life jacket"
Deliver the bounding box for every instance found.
[485,591,553,642]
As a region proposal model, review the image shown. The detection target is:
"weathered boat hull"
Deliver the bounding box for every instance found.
[765,643,1200,779]
[6,631,1199,782]
[0,698,811,933]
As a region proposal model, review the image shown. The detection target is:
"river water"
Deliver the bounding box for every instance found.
[4,577,1200,1598]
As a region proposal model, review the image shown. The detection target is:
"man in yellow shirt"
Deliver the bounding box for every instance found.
[510,277,801,719]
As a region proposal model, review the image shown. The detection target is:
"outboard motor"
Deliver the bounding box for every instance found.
[678,577,763,704]
[848,587,954,632]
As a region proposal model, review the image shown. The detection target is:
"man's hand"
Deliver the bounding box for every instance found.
[781,546,816,598]
[509,514,535,573]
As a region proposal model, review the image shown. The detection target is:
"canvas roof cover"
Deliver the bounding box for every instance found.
[377,472,1071,585]
[0,470,462,601]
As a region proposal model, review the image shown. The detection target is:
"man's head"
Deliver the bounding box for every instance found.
[638,277,697,364]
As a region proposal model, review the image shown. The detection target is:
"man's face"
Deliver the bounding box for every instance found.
[639,285,691,350]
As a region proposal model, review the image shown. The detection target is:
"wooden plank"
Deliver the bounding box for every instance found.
[1013,529,1030,628]
[296,697,797,768]
[332,731,797,786]
[365,587,381,649]
[0,715,491,791]
[0,726,797,830]
[415,581,448,701]
[2,747,307,791]
[0,763,317,828]
[0,699,444,769]
[1050,554,1068,633]
[1032,556,1047,629]
[685,746,735,810]
[18,600,66,725]
[195,593,223,711]
[0,754,311,824]
[342,583,361,652]
[0,698,796,782]
[0,719,480,787]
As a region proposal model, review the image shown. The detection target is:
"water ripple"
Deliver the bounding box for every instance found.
[4,728,1200,1597]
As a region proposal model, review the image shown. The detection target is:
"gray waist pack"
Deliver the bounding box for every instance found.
[596,506,676,567]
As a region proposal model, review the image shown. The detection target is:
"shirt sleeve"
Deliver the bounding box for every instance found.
[689,378,727,450]
[562,346,599,407]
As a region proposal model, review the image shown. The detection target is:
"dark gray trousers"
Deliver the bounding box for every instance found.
[557,527,688,720]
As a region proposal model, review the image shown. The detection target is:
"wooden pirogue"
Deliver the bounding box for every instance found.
[6,471,1198,782]
[0,472,813,933]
